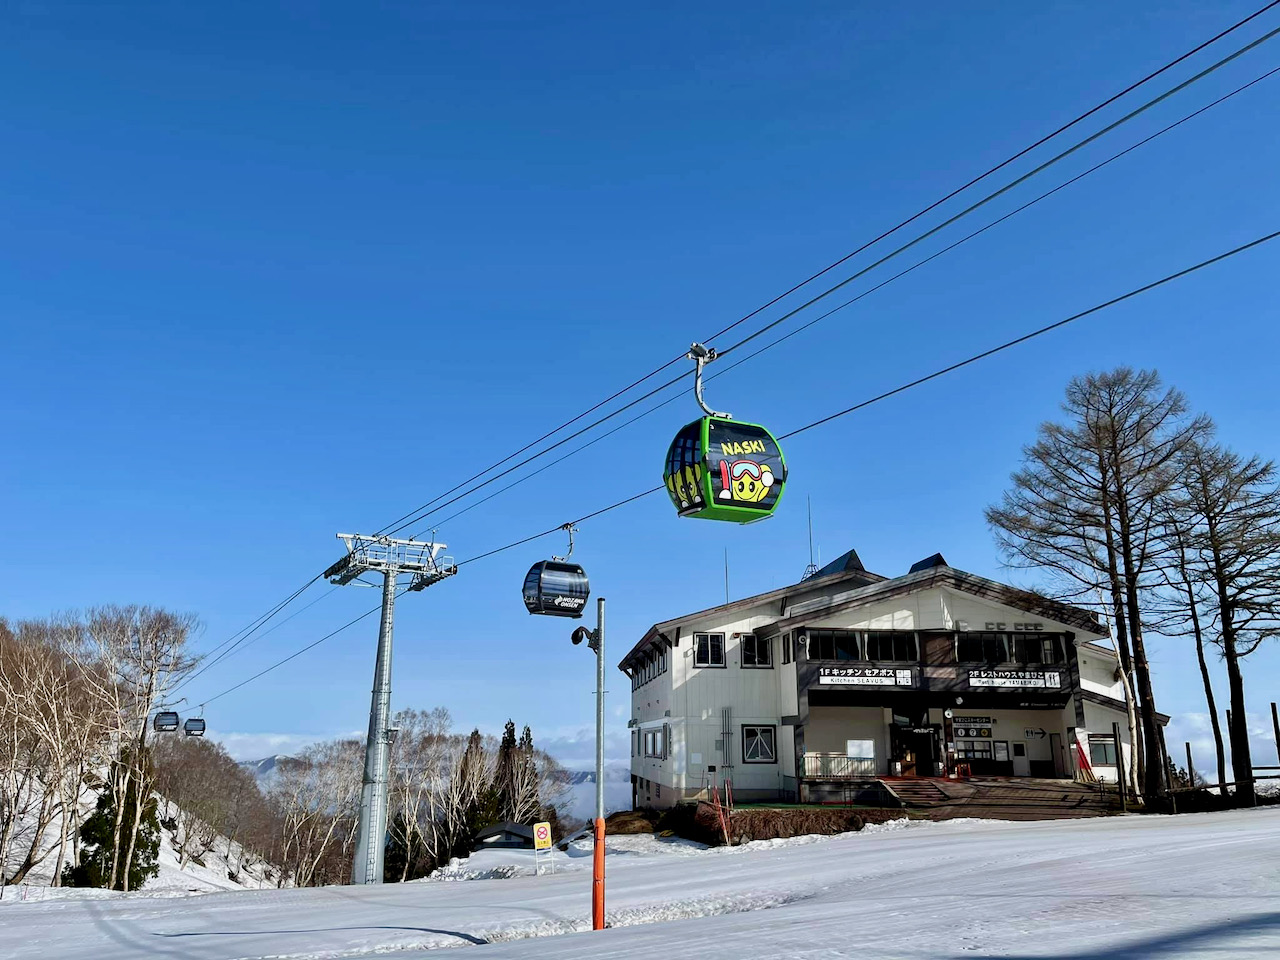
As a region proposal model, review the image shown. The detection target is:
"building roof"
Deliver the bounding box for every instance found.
[618,549,1107,671]
[474,821,534,842]
[618,554,885,670]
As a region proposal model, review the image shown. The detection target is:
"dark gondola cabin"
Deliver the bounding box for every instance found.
[523,560,590,618]
[153,711,180,733]
[184,718,206,737]
[663,417,787,522]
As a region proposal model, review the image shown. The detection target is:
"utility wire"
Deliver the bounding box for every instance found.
[373,3,1280,541]
[455,228,1280,566]
[396,28,1279,541]
[180,7,1280,681]
[192,227,1280,705]
[410,62,1280,540]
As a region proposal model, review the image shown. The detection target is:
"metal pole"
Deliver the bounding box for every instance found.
[592,596,606,931]
[352,568,397,884]
[1186,741,1195,788]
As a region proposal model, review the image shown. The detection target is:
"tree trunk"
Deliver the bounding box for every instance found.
[1222,636,1256,806]
[1191,613,1228,794]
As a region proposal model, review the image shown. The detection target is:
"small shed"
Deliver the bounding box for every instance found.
[473,821,535,850]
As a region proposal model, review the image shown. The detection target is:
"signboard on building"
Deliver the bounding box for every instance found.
[533,821,553,851]
[819,666,913,686]
[968,669,1061,689]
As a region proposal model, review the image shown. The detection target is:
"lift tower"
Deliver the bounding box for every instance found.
[324,533,456,884]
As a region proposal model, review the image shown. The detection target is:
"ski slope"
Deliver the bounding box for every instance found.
[2,808,1278,959]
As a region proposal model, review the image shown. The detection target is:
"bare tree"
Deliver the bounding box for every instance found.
[1170,443,1280,806]
[988,368,1209,800]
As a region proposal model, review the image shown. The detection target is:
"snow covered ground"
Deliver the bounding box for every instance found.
[2,808,1278,959]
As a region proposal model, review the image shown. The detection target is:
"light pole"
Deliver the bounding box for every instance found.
[572,597,606,931]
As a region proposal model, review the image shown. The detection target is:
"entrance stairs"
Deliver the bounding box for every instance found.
[876,777,1118,820]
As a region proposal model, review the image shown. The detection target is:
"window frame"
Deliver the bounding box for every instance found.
[741,724,778,764]
[693,632,727,668]
[740,633,773,669]
[782,632,793,665]
[1088,735,1118,766]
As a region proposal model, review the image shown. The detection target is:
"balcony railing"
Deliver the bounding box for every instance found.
[803,753,877,779]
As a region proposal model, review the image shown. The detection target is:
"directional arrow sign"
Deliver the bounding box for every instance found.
[1024,727,1047,739]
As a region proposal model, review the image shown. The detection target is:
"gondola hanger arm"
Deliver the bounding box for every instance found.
[553,523,578,562]
[688,343,731,419]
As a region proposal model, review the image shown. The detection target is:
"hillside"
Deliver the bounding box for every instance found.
[3,807,1277,957]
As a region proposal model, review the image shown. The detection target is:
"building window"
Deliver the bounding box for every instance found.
[694,632,726,667]
[643,727,667,759]
[655,782,660,798]
[742,725,777,763]
[1089,735,1118,766]
[805,628,863,661]
[956,631,1008,663]
[1010,633,1065,665]
[782,633,793,664]
[863,630,918,662]
[741,634,772,668]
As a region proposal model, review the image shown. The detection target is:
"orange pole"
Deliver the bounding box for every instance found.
[592,816,606,930]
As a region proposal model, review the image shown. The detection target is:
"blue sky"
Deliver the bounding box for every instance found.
[2,2,1279,776]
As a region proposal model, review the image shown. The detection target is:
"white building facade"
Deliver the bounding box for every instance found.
[621,550,1157,808]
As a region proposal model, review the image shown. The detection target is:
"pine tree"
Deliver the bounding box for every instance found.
[63,749,160,890]
[493,720,517,821]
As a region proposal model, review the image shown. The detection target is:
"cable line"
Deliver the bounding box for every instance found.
[192,225,1280,708]
[452,227,1280,567]
[372,3,1280,541]
[397,32,1278,541]
[410,62,1280,540]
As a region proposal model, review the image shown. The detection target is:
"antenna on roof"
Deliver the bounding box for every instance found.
[801,497,820,581]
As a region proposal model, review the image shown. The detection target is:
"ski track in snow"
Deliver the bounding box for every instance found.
[2,808,1279,959]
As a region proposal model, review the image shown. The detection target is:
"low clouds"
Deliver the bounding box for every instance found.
[212,730,360,761]
[1165,710,1280,784]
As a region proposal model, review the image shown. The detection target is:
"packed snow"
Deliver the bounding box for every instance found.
[2,808,1278,958]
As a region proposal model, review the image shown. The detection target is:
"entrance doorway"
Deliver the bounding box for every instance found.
[891,725,939,777]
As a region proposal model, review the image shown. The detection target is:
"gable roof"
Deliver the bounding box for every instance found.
[475,821,534,841]
[618,553,1107,671]
[618,555,885,670]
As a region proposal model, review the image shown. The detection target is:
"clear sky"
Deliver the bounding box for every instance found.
[3,2,1279,776]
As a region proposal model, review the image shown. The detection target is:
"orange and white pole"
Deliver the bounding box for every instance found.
[592,597,606,930]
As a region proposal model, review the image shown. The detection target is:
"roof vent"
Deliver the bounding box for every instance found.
[908,553,947,573]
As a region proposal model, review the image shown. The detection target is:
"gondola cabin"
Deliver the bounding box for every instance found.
[184,718,206,737]
[663,417,787,522]
[153,711,180,733]
[523,560,590,618]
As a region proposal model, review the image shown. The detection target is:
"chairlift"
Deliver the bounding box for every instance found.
[153,711,180,733]
[523,525,590,619]
[663,344,787,522]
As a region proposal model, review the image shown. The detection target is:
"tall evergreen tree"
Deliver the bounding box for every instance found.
[63,749,160,891]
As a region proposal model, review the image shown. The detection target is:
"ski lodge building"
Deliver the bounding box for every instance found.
[620,549,1151,808]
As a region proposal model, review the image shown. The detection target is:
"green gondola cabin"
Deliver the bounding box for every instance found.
[663,417,787,522]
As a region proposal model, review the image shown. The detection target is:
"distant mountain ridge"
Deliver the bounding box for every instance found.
[239,755,305,780]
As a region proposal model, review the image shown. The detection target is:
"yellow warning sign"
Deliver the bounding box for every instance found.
[533,821,552,851]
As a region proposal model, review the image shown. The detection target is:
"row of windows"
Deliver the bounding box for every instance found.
[632,724,778,764]
[661,629,1067,675]
[804,629,919,663]
[633,724,670,759]
[630,646,669,690]
[693,632,774,668]
[955,632,1066,666]
[799,629,1067,665]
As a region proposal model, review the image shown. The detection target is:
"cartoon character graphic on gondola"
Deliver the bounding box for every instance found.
[718,458,775,504]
